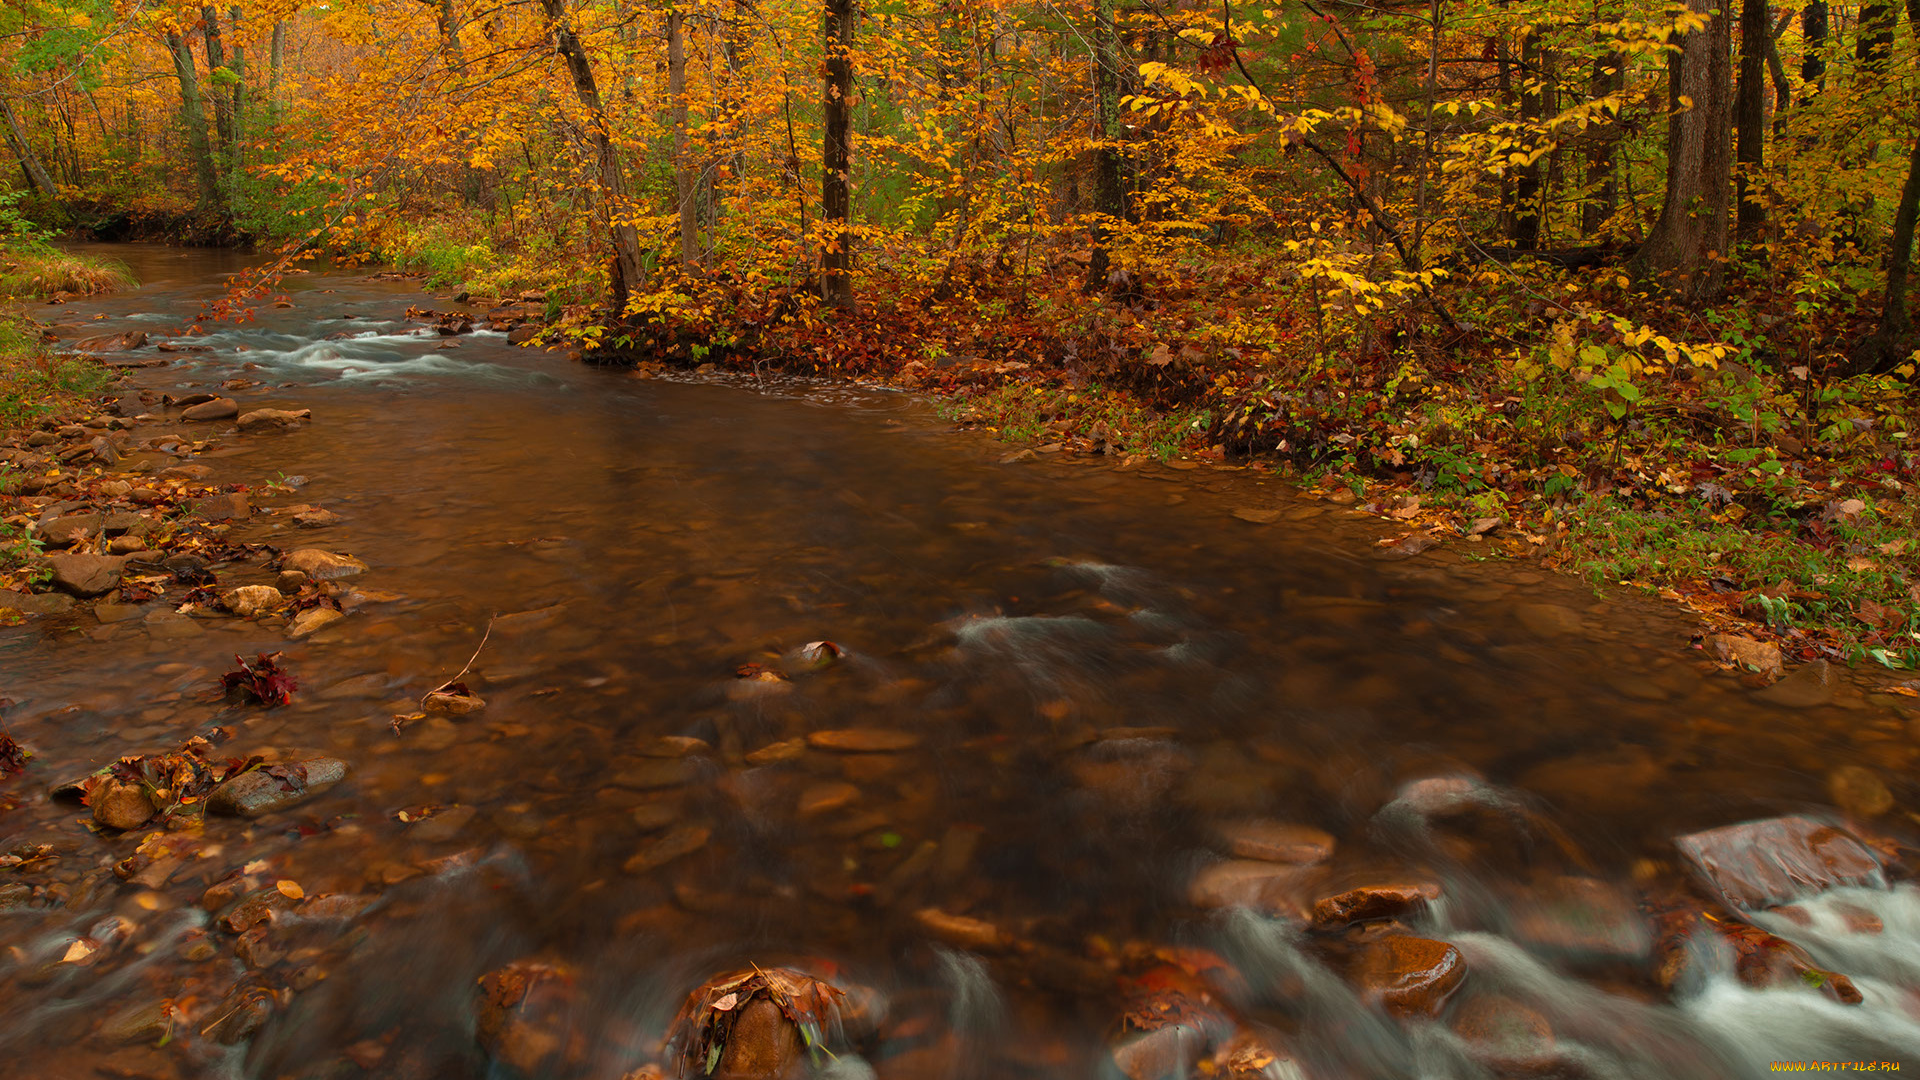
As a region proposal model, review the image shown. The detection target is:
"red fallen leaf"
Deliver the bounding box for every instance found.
[262,762,312,793]
[0,734,28,778]
[222,653,298,708]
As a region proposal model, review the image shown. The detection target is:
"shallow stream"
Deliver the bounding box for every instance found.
[2,244,1916,1078]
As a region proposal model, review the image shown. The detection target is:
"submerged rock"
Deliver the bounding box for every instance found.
[1188,860,1314,918]
[1213,820,1335,865]
[1508,876,1649,960]
[193,492,251,521]
[475,961,583,1076]
[208,758,349,817]
[237,408,312,433]
[1452,994,1555,1071]
[807,728,922,752]
[625,824,710,874]
[1756,659,1834,708]
[1111,1023,1210,1080]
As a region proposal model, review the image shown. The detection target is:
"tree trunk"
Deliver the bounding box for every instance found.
[1734,0,1767,238]
[1630,0,1731,300]
[268,21,286,127]
[1855,3,1895,76]
[1581,51,1621,237]
[200,7,234,150]
[1849,128,1920,375]
[0,97,59,197]
[1083,0,1126,292]
[668,8,700,269]
[820,0,854,308]
[167,30,221,210]
[439,0,463,66]
[539,0,645,315]
[229,7,247,142]
[1800,2,1827,86]
[1512,29,1544,249]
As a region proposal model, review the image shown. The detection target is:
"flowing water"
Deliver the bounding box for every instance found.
[2,244,1917,1078]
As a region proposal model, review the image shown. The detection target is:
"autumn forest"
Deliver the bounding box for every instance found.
[6,0,1920,653]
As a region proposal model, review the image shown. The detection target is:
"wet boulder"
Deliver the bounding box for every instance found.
[668,967,848,1080]
[1311,881,1441,929]
[1674,815,1884,911]
[1350,936,1465,1017]
[237,408,312,433]
[208,758,349,817]
[181,397,240,422]
[91,777,156,831]
[222,585,283,619]
[287,606,346,639]
[281,548,369,581]
[475,961,584,1076]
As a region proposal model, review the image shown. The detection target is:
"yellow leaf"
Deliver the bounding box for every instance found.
[277,880,305,899]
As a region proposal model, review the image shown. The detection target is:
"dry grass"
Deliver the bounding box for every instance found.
[0,245,134,299]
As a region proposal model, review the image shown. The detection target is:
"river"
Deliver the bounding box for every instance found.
[1,243,1915,1078]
